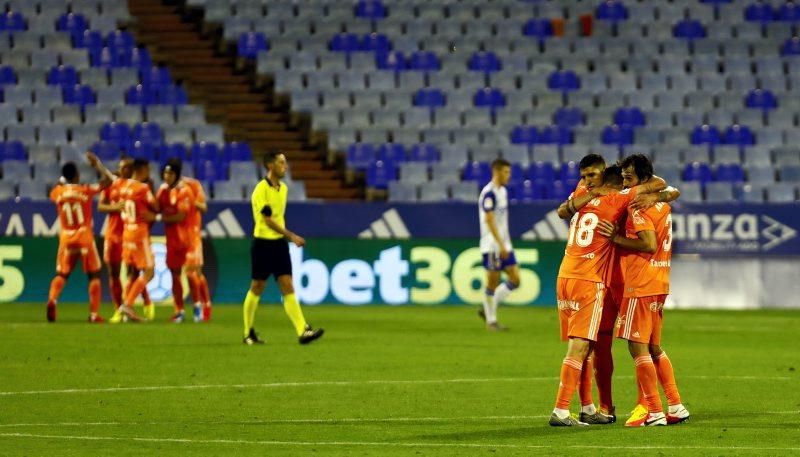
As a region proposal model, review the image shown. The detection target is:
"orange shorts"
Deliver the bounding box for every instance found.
[184,237,203,268]
[617,295,666,345]
[122,237,154,270]
[103,237,123,264]
[557,277,605,342]
[56,238,102,275]
[599,285,623,333]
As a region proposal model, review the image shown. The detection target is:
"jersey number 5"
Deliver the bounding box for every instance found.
[567,213,599,248]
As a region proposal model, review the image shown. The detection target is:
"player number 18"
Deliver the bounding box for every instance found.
[567,213,599,248]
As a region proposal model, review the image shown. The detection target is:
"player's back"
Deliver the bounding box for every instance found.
[182,177,206,231]
[51,183,101,241]
[102,177,126,238]
[120,179,154,240]
[559,188,638,283]
[478,182,511,252]
[157,182,193,245]
[621,203,673,297]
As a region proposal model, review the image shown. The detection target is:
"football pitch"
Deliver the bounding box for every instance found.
[1,304,798,456]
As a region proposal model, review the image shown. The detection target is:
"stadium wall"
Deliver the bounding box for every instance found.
[0,201,797,308]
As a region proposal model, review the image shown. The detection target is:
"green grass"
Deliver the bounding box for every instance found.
[0,303,798,456]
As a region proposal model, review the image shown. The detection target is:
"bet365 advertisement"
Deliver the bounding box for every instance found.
[0,237,562,306]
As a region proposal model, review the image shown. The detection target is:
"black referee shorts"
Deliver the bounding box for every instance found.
[250,238,292,280]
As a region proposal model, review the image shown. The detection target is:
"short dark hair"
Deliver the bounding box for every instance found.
[263,150,281,167]
[163,158,182,179]
[620,153,654,181]
[602,164,623,186]
[61,162,78,181]
[132,158,149,171]
[491,158,511,170]
[579,153,606,170]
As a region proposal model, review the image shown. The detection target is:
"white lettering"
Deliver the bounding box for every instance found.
[32,214,60,236]
[712,214,734,241]
[734,214,758,240]
[330,260,375,304]
[290,246,329,305]
[373,246,409,305]
[4,214,25,236]
[686,214,711,240]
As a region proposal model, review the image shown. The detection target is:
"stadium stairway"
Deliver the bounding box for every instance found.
[127,0,362,199]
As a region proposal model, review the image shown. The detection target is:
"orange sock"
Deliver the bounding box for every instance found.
[88,278,101,314]
[110,276,123,309]
[594,332,614,411]
[48,276,66,304]
[199,275,211,306]
[187,271,201,303]
[125,276,148,306]
[636,379,645,406]
[634,355,663,414]
[555,357,583,410]
[579,356,594,407]
[172,276,184,311]
[653,352,682,406]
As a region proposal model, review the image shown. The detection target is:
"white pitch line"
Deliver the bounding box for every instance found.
[1,432,799,452]
[0,374,792,397]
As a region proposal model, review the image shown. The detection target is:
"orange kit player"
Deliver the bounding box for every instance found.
[115,159,159,322]
[47,152,116,322]
[598,154,689,427]
[557,154,673,422]
[98,157,153,314]
[181,173,212,322]
[156,159,195,322]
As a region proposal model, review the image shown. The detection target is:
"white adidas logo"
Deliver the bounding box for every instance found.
[202,209,245,238]
[358,208,411,239]
[521,210,570,241]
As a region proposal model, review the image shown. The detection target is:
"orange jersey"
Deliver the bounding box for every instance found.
[182,177,206,233]
[620,203,673,297]
[119,179,157,242]
[558,187,639,283]
[50,183,103,243]
[100,177,126,241]
[156,182,193,247]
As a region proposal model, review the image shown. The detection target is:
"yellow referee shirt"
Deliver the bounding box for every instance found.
[250,177,288,240]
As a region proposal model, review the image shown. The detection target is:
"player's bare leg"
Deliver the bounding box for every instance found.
[107,262,123,309]
[625,342,667,426]
[278,275,323,344]
[87,270,104,323]
[550,337,592,426]
[481,271,503,329]
[169,267,185,323]
[185,266,204,323]
[650,344,689,424]
[489,265,520,328]
[127,267,154,320]
[118,264,151,322]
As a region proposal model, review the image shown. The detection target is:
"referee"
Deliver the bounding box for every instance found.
[241,150,324,345]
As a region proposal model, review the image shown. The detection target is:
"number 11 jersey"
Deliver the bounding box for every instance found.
[558,187,639,283]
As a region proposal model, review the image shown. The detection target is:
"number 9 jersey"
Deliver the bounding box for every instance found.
[558,187,640,284]
[119,179,157,270]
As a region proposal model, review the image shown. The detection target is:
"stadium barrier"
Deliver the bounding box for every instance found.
[0,201,797,308]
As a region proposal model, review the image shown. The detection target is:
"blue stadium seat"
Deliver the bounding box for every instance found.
[347,143,375,170]
[613,107,646,127]
[409,143,439,163]
[195,158,227,181]
[73,30,104,50]
[523,19,553,41]
[407,51,440,71]
[100,122,131,146]
[674,20,706,40]
[192,142,221,162]
[89,140,121,161]
[0,66,15,85]
[722,124,755,145]
[474,87,505,111]
[596,1,629,22]
[462,161,491,184]
[61,84,96,107]
[715,163,745,182]
[47,66,79,87]
[159,85,188,106]
[366,160,396,189]
[553,107,584,128]
[777,2,800,22]
[330,33,362,53]
[683,162,713,184]
[362,33,391,52]
[602,124,634,145]
[126,84,159,105]
[468,52,502,73]
[511,125,537,145]
[528,161,556,182]
[141,67,171,87]
[223,142,251,161]
[538,125,573,145]
[132,122,163,146]
[107,31,136,50]
[0,141,26,161]
[745,89,778,110]
[238,32,268,58]
[128,141,158,161]
[691,124,721,145]
[745,3,774,23]
[781,37,800,56]
[376,51,405,71]
[548,70,581,92]
[560,161,581,182]
[355,0,387,19]
[56,13,88,35]
[0,12,26,32]
[161,143,189,163]
[376,143,406,164]
[413,88,446,109]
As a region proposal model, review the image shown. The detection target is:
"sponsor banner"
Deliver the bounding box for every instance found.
[0,237,561,306]
[0,201,798,256]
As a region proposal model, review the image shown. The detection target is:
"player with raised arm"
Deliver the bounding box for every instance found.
[47,152,115,322]
[97,157,132,312]
[477,158,520,331]
[597,154,689,427]
[156,159,195,323]
[181,174,212,322]
[555,153,675,422]
[241,151,323,345]
[115,159,159,322]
